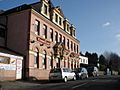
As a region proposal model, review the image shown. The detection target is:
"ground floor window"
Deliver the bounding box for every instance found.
[42,51,47,69]
[34,48,39,68]
[71,60,73,70]
[50,56,53,69]
[68,59,70,68]
[56,58,60,68]
[64,59,66,67]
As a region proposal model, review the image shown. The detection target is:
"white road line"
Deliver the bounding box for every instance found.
[72,82,88,89]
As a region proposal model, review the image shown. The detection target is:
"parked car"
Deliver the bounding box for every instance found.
[87,66,99,77]
[49,68,76,82]
[74,67,88,80]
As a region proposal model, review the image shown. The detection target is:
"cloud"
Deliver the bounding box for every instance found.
[115,34,120,41]
[102,22,111,27]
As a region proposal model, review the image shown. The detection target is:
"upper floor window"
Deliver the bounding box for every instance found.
[50,28,53,41]
[70,28,72,36]
[72,29,75,37]
[71,41,73,51]
[59,17,62,25]
[59,34,62,42]
[67,24,69,32]
[34,20,40,35]
[67,39,69,49]
[77,45,79,53]
[63,36,65,46]
[83,59,85,63]
[74,43,76,52]
[55,14,58,23]
[44,4,48,15]
[43,24,47,39]
[55,31,58,43]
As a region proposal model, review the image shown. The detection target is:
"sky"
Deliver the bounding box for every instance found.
[0,0,120,56]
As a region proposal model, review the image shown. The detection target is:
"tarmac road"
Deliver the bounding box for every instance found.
[1,75,120,90]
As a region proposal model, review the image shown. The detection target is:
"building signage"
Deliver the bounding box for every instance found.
[37,37,50,45]
[0,64,16,70]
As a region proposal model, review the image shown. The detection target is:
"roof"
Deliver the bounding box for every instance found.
[2,4,31,15]
[1,0,54,15]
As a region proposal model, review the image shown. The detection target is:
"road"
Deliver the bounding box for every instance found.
[1,75,120,90]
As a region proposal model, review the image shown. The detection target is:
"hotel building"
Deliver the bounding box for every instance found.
[0,0,80,80]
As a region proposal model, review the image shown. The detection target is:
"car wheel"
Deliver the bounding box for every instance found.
[81,76,84,80]
[86,75,88,78]
[73,76,76,81]
[64,77,67,83]
[92,72,95,77]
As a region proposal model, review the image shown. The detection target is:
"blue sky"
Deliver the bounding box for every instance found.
[0,0,120,55]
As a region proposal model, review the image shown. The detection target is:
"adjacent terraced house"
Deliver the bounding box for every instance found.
[0,0,80,80]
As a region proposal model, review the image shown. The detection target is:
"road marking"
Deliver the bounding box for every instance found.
[72,82,88,89]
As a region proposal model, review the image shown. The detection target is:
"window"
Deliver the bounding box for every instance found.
[59,34,62,42]
[34,48,39,68]
[63,36,65,46]
[55,31,58,43]
[71,41,73,51]
[55,14,58,23]
[43,24,47,39]
[44,4,47,15]
[83,59,85,63]
[59,17,62,25]
[73,30,75,36]
[67,24,69,32]
[70,28,72,36]
[68,58,70,68]
[50,55,53,68]
[71,60,73,70]
[42,51,47,69]
[64,60,66,67]
[74,60,76,68]
[67,39,69,49]
[34,20,40,35]
[56,58,60,68]
[50,28,53,41]
[77,45,79,53]
[74,43,76,52]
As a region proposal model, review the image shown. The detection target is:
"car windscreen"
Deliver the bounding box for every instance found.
[87,67,94,72]
[74,68,82,73]
[50,68,61,73]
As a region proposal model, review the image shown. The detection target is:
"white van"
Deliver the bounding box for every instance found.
[49,68,76,82]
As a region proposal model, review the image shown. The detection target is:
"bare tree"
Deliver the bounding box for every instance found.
[103,51,120,73]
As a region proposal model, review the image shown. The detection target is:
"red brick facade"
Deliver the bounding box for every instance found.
[1,0,80,80]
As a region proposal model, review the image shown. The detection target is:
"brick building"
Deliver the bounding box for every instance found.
[0,0,80,80]
[0,11,23,81]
